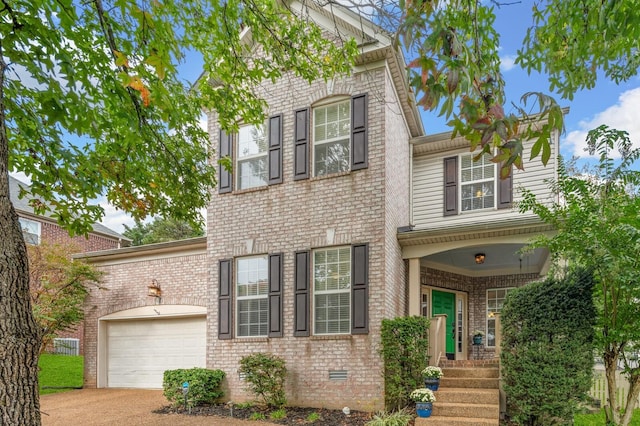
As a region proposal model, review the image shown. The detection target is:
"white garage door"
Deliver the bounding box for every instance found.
[106,316,206,388]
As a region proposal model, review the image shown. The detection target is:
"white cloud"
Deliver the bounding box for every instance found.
[563,87,640,158]
[500,55,516,72]
[97,198,136,234]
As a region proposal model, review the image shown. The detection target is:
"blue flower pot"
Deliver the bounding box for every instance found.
[473,335,483,345]
[424,377,440,391]
[416,401,433,418]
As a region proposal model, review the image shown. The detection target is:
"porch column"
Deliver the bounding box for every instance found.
[408,258,421,316]
[494,312,502,359]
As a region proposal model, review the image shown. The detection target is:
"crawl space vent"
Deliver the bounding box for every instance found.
[329,370,348,381]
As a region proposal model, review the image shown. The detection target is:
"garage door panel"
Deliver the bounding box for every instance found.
[107,316,206,389]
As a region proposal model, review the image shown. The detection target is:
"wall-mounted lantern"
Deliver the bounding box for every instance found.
[148,279,162,298]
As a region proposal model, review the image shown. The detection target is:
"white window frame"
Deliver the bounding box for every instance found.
[312,246,351,335]
[486,287,514,347]
[312,99,351,177]
[236,122,268,190]
[19,217,41,245]
[236,255,269,337]
[459,152,495,212]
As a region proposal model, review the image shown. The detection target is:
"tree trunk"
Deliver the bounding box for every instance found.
[0,50,42,425]
[620,374,640,426]
[604,348,621,425]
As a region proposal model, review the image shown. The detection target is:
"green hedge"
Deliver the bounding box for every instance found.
[501,269,595,425]
[163,367,225,407]
[380,316,430,411]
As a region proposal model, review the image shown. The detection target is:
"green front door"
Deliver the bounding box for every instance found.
[432,290,456,358]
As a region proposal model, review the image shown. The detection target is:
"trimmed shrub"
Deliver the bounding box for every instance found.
[238,352,287,407]
[163,367,225,407]
[501,269,595,425]
[380,316,430,411]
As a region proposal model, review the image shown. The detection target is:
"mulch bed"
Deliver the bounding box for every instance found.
[155,403,381,425]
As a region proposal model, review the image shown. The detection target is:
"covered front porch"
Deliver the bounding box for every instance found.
[399,220,553,362]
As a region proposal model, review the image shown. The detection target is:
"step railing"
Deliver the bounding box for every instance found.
[428,314,447,366]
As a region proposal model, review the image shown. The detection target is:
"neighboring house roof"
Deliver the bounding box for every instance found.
[75,236,207,263]
[9,175,129,241]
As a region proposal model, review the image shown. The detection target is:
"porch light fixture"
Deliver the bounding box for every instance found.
[147,279,162,298]
[475,253,486,264]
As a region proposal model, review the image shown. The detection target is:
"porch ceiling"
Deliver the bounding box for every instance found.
[423,243,549,277]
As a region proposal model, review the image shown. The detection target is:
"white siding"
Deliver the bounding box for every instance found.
[412,137,558,230]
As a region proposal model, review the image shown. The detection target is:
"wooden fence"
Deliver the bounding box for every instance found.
[589,369,640,408]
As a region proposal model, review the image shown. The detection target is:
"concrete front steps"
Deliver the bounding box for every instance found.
[415,361,500,426]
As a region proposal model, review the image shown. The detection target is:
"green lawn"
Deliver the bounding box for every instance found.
[575,409,640,426]
[38,354,83,395]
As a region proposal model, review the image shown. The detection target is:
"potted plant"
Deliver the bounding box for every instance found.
[410,388,436,418]
[472,330,484,345]
[421,366,443,391]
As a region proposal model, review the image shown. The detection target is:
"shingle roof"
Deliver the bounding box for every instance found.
[9,175,128,241]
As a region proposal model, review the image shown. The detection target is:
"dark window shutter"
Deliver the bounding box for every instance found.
[294,108,309,180]
[351,94,368,170]
[444,156,458,216]
[218,259,233,340]
[268,253,284,337]
[351,243,369,335]
[268,114,283,185]
[294,250,310,336]
[498,164,513,209]
[218,130,233,194]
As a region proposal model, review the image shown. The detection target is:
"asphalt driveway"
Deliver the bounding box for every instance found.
[40,389,251,425]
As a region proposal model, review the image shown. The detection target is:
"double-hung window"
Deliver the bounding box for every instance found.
[444,153,512,216]
[236,256,269,337]
[313,100,351,177]
[236,123,268,190]
[486,287,513,347]
[313,246,351,334]
[460,153,495,211]
[19,218,41,245]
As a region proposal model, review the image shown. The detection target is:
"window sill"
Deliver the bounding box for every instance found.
[232,337,269,343]
[232,185,269,195]
[309,170,352,182]
[310,334,353,341]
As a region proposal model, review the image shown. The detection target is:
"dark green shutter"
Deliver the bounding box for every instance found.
[351,94,368,170]
[351,243,369,334]
[218,130,233,194]
[444,156,458,216]
[294,250,310,336]
[268,114,283,185]
[294,108,309,180]
[218,259,233,339]
[498,164,513,209]
[268,253,283,337]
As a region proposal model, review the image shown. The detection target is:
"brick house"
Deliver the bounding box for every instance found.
[11,175,127,355]
[11,176,127,252]
[78,2,559,413]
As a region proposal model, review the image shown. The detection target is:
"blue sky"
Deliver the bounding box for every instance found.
[94,3,640,233]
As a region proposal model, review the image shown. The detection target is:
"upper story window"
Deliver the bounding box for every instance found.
[218,115,282,194]
[313,246,351,334]
[236,123,268,190]
[19,218,41,245]
[460,153,495,211]
[236,255,269,337]
[443,153,512,216]
[293,94,368,181]
[313,100,351,177]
